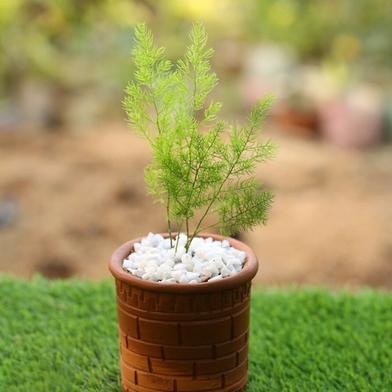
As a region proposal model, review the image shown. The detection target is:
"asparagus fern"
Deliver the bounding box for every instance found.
[123,23,277,251]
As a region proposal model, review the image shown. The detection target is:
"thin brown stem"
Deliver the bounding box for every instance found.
[174,221,183,252]
[167,195,173,247]
[186,218,190,244]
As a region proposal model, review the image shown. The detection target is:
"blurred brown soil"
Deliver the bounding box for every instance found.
[0,123,391,289]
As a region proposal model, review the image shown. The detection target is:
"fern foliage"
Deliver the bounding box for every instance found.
[123,23,277,250]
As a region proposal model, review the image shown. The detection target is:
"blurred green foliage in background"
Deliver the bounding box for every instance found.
[0,0,391,129]
[247,0,392,64]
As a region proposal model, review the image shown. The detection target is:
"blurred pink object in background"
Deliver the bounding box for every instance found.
[320,86,384,148]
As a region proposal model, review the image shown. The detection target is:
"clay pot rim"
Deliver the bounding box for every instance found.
[109,232,258,293]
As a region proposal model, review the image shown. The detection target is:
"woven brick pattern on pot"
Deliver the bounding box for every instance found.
[116,280,251,392]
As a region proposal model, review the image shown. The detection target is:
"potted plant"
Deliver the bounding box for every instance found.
[109,23,276,392]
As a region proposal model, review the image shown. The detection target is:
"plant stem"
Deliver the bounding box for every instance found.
[152,99,162,134]
[183,67,198,253]
[167,195,173,247]
[185,218,191,252]
[174,222,183,252]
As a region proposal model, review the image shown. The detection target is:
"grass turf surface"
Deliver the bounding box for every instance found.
[0,278,391,391]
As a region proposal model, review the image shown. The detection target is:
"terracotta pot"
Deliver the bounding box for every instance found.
[109,233,259,392]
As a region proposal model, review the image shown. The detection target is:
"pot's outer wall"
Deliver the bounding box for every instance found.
[109,233,258,392]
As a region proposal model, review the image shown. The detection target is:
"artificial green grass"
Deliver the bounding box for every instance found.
[0,278,390,391]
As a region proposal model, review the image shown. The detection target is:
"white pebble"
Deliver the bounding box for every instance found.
[179,274,189,284]
[173,263,187,271]
[205,261,219,276]
[174,246,186,260]
[192,259,204,274]
[161,278,176,284]
[221,266,231,278]
[123,259,134,270]
[195,247,206,260]
[157,263,171,275]
[211,256,224,270]
[186,272,200,281]
[141,238,150,247]
[222,240,230,248]
[134,243,142,252]
[176,233,188,245]
[188,237,203,251]
[181,254,194,271]
[209,275,223,282]
[171,270,185,282]
[162,238,172,249]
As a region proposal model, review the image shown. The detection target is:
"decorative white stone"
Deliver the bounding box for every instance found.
[122,233,246,284]
[134,243,142,252]
[211,256,225,270]
[162,238,172,249]
[208,261,220,275]
[220,266,231,278]
[123,259,134,270]
[179,274,190,284]
[209,275,223,282]
[222,240,230,248]
[181,254,194,271]
[161,278,176,284]
[194,247,206,260]
[173,263,187,271]
[192,259,204,274]
[186,272,200,281]
[174,246,186,260]
[171,270,185,282]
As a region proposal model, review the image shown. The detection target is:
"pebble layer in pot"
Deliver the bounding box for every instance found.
[110,23,277,392]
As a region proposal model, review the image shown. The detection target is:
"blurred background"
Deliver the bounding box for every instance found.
[0,0,391,288]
